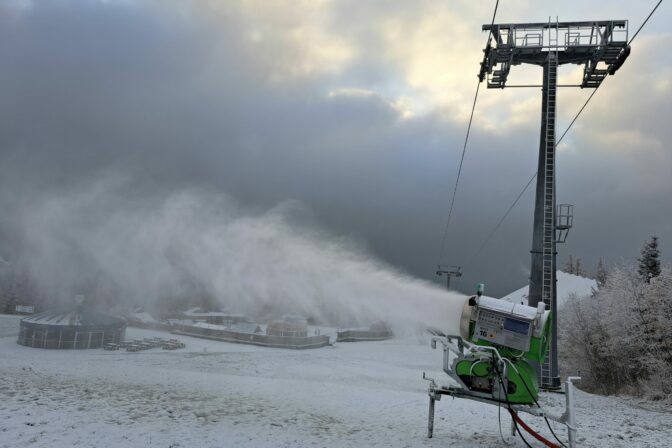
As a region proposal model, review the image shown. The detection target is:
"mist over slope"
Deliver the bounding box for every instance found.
[2,176,466,333]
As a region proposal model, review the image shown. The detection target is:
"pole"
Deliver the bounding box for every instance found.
[528,52,560,389]
[436,266,462,291]
[565,377,581,447]
[528,57,554,309]
[427,396,435,438]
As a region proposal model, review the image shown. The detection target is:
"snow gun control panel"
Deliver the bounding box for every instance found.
[472,306,532,352]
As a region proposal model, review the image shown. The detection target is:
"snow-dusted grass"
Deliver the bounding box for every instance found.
[1,314,670,447]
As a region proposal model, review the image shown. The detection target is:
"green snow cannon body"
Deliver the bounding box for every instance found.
[454,295,552,405]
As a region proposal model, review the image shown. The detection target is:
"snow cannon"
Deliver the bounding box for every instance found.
[423,286,582,446]
[427,284,552,405]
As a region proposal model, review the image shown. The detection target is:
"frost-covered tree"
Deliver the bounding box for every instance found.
[562,255,587,277]
[574,258,584,277]
[638,235,661,283]
[560,292,621,393]
[595,257,608,287]
[560,262,672,399]
[2,282,18,314]
[646,268,672,367]
[563,255,575,274]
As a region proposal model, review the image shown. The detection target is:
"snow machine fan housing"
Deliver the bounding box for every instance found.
[431,285,552,405]
[461,294,551,363]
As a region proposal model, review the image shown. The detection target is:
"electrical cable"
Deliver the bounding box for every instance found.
[501,357,567,448]
[473,0,664,256]
[628,0,663,45]
[491,358,528,446]
[436,0,499,266]
[510,410,561,448]
[512,361,568,448]
[469,345,541,447]
[497,398,512,446]
[472,96,583,258]
[543,417,568,448]
[436,80,480,265]
[494,356,567,448]
[551,0,660,158]
[493,360,533,448]
[474,172,536,256]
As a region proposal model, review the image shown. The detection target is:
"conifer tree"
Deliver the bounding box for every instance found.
[575,258,584,277]
[564,255,575,274]
[595,257,608,287]
[638,235,661,283]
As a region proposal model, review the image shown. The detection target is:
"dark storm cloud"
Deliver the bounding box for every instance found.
[0,0,669,301]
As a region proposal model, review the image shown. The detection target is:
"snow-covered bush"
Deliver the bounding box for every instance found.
[559,265,672,400]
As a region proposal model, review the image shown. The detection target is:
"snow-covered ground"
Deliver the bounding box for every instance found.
[1,314,670,447]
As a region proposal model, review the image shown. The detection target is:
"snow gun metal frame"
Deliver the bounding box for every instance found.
[423,284,581,447]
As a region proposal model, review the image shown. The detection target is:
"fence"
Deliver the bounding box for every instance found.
[336,329,394,342]
[171,324,330,349]
[17,325,126,349]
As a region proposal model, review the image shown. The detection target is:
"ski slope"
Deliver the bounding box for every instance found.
[1,314,670,447]
[501,271,598,306]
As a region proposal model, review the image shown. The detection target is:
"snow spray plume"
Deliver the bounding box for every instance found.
[3,177,467,336]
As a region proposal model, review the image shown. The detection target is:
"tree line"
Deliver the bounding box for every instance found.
[559,236,671,400]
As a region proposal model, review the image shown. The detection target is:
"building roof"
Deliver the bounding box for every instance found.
[21,305,126,327]
[501,271,597,307]
[183,307,244,318]
[128,310,158,323]
[192,321,228,330]
[281,314,307,324]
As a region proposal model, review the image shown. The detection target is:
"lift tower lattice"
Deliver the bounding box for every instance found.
[478,19,630,389]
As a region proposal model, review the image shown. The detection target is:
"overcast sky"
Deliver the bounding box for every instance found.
[0,0,670,297]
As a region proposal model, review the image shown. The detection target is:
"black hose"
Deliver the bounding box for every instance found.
[515,366,568,448]
[493,360,533,448]
[497,399,512,446]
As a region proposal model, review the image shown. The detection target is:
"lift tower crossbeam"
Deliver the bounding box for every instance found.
[478,18,630,389]
[436,265,462,290]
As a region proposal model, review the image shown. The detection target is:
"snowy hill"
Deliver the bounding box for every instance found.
[501,271,597,306]
[2,314,672,446]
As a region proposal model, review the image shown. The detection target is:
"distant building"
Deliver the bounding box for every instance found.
[14,304,35,314]
[266,315,308,337]
[127,307,158,324]
[180,308,249,325]
[336,321,394,342]
[18,304,126,349]
[172,314,329,349]
[230,322,262,334]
